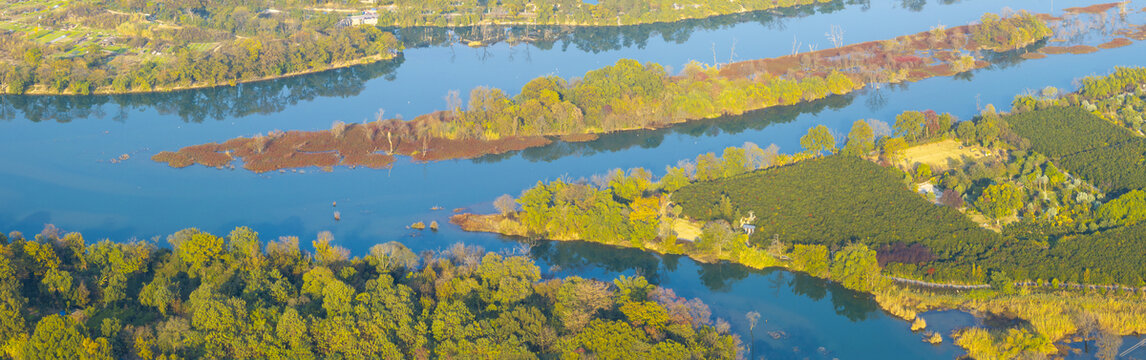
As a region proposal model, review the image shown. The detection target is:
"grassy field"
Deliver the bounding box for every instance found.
[899,139,993,171]
[671,218,703,241]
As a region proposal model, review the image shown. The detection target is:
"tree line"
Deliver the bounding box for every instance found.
[377,0,836,27]
[0,26,399,95]
[0,227,738,359]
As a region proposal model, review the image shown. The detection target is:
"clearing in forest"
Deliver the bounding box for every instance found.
[899,139,992,171]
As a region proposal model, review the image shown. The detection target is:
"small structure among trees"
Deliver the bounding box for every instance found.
[340,9,379,27]
[738,211,757,238]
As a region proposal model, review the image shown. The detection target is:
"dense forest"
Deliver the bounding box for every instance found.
[673,153,1146,286]
[1001,107,1137,158]
[0,227,738,359]
[674,155,1005,279]
[1003,106,1146,194]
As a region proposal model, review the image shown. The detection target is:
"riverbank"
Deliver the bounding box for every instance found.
[370,0,837,28]
[13,53,398,96]
[154,10,1091,172]
[451,209,1146,358]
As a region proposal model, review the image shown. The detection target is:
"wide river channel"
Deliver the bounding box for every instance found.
[2,0,1145,358]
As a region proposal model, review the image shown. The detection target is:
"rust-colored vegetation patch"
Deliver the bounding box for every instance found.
[449,214,499,233]
[719,24,987,87]
[559,133,599,142]
[156,117,556,172]
[151,151,193,168]
[400,136,552,162]
[1098,38,1134,49]
[1063,3,1120,14]
[1116,25,1146,40]
[180,144,233,168]
[714,17,1050,85]
[1021,52,1048,59]
[1041,45,1100,54]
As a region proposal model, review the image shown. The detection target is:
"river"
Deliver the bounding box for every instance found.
[1,0,1144,358]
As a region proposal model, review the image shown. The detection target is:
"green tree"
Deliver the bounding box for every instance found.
[842,120,875,156]
[881,137,909,161]
[170,229,224,276]
[977,183,1024,224]
[659,167,691,193]
[476,253,541,308]
[518,182,553,233]
[694,153,722,181]
[800,125,836,155]
[0,256,26,344]
[829,243,881,292]
[25,315,83,360]
[613,275,654,303]
[721,147,749,177]
[955,121,977,142]
[791,244,829,278]
[894,111,926,141]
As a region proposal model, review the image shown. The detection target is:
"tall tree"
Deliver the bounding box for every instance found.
[800,125,836,156]
[894,111,926,141]
[829,243,881,292]
[976,183,1024,224]
[842,120,875,156]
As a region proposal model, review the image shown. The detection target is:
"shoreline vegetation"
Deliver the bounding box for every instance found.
[453,68,1146,358]
[153,11,1067,173]
[0,0,847,96]
[0,2,404,96]
[368,0,837,28]
[0,226,740,359]
[11,52,399,96]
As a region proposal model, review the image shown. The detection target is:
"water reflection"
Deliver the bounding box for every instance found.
[390,0,864,53]
[530,237,883,322]
[528,239,668,283]
[0,56,405,123]
[0,0,870,124]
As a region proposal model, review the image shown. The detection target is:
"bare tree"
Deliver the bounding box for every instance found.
[331,121,349,139]
[445,90,462,114]
[746,311,761,357]
[711,42,718,68]
[825,25,845,48]
[728,38,737,64]
[494,194,517,215]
